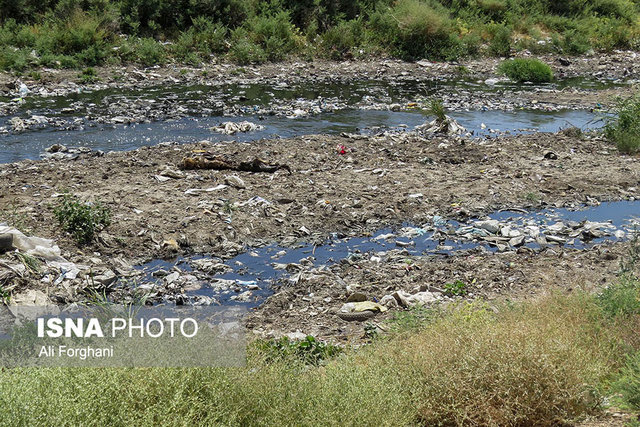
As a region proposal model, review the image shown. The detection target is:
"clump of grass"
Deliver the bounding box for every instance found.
[77,67,98,83]
[605,94,640,154]
[560,126,584,138]
[53,193,111,244]
[427,98,446,122]
[498,58,554,83]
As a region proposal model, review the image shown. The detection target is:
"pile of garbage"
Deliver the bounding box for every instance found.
[210,121,264,135]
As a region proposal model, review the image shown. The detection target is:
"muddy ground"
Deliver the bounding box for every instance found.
[0,125,639,339]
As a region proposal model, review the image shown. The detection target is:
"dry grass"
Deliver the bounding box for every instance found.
[0,291,630,426]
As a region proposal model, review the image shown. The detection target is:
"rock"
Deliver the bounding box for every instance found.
[231,290,253,302]
[509,236,525,247]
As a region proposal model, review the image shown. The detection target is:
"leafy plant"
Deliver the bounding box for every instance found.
[444,280,468,296]
[53,193,111,244]
[0,285,9,303]
[15,252,40,273]
[498,58,554,83]
[256,335,342,366]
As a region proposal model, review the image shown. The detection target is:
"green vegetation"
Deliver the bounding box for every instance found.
[443,279,468,296]
[1,275,640,425]
[78,67,98,83]
[498,58,554,82]
[53,193,111,244]
[427,98,446,122]
[605,94,640,154]
[256,335,343,366]
[0,0,638,70]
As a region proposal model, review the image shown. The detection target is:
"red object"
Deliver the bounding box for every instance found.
[337,144,347,155]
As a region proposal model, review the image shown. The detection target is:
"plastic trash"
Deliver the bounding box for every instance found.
[0,226,64,261]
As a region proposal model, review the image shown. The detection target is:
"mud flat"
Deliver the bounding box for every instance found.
[0,123,639,340]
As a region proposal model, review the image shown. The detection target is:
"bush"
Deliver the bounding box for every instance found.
[229,28,266,64]
[605,94,640,154]
[369,0,463,60]
[133,37,166,66]
[243,12,301,61]
[498,58,554,83]
[320,19,364,59]
[53,193,111,244]
[488,23,512,56]
[172,17,228,60]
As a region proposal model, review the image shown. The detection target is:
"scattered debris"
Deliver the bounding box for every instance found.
[210,121,264,135]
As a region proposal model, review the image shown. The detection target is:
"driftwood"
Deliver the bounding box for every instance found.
[179,155,291,174]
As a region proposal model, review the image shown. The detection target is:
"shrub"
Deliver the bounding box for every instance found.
[133,37,166,66]
[369,0,463,60]
[558,28,592,54]
[489,23,512,56]
[53,193,111,244]
[498,58,554,83]
[229,28,266,64]
[78,67,98,83]
[320,19,364,59]
[243,12,301,61]
[605,94,640,154]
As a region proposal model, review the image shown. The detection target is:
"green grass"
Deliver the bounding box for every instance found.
[498,58,554,83]
[605,94,640,154]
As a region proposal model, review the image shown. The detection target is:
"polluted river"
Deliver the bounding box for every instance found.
[0,68,638,341]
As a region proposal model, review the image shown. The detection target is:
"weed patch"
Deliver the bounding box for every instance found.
[53,193,111,244]
[498,58,554,83]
